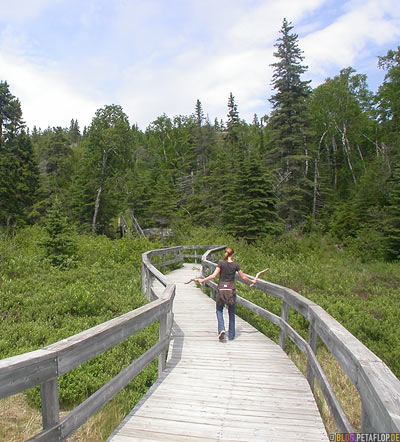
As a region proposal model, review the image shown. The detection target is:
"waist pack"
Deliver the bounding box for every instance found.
[217,281,236,306]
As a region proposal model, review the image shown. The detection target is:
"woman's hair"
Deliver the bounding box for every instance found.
[223,247,235,261]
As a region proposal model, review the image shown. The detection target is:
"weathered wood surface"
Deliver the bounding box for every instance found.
[202,247,400,434]
[108,263,328,442]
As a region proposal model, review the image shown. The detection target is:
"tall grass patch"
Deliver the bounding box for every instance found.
[0,226,161,440]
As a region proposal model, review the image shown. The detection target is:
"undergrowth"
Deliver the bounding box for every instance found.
[1,225,399,439]
[0,226,161,441]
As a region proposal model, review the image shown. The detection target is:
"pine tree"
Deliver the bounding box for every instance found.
[224,157,280,241]
[41,127,74,193]
[194,99,207,173]
[385,160,400,260]
[0,81,24,147]
[0,133,40,227]
[42,197,76,268]
[226,92,241,149]
[268,19,313,228]
[68,119,81,145]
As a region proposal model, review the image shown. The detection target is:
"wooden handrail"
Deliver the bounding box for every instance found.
[0,246,191,441]
[4,243,398,439]
[201,247,400,434]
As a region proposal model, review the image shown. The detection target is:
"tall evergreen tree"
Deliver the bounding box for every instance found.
[0,81,24,147]
[385,160,400,260]
[40,127,74,195]
[0,133,40,226]
[226,92,242,152]
[193,99,207,174]
[268,18,313,228]
[68,119,81,145]
[0,83,39,226]
[224,158,280,241]
[42,196,76,268]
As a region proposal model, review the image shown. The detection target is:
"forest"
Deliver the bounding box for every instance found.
[0,20,400,262]
[1,19,400,440]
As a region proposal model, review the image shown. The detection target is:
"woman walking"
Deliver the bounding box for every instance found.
[195,247,257,341]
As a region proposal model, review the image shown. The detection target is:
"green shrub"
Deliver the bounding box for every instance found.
[0,227,160,410]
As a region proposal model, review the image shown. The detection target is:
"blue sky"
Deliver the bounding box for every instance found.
[0,0,399,131]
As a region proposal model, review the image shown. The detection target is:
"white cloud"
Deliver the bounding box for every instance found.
[0,51,101,129]
[302,0,400,80]
[1,0,399,130]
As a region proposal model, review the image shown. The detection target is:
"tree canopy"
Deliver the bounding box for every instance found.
[0,21,399,259]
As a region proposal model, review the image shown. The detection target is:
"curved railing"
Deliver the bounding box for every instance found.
[2,244,399,440]
[201,246,400,434]
[0,246,188,441]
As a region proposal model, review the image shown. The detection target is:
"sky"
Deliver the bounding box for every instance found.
[0,0,399,131]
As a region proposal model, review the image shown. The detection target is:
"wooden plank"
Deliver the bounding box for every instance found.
[107,263,329,442]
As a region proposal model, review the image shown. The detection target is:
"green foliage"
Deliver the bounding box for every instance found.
[2,32,400,261]
[376,46,400,146]
[0,132,40,227]
[41,197,77,268]
[0,80,24,143]
[69,105,136,235]
[0,228,159,409]
[385,160,400,260]
[170,227,400,379]
[223,158,281,241]
[268,18,314,227]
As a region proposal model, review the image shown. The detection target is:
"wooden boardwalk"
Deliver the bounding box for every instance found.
[108,263,329,442]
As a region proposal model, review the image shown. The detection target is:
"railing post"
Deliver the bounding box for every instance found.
[306,321,318,392]
[141,262,146,296]
[143,265,153,301]
[158,313,167,377]
[361,402,374,433]
[278,301,290,349]
[40,377,60,431]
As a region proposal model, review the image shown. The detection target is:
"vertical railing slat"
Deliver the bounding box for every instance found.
[306,321,318,392]
[278,301,290,349]
[40,378,60,430]
[158,313,167,377]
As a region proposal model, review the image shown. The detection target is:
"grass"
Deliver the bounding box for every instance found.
[1,225,399,439]
[171,227,400,434]
[0,226,161,440]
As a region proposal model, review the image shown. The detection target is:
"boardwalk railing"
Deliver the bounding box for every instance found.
[201,246,400,434]
[2,244,399,440]
[0,246,202,441]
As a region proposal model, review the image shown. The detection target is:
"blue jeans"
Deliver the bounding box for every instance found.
[216,301,236,340]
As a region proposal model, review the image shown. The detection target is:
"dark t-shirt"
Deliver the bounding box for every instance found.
[218,260,241,282]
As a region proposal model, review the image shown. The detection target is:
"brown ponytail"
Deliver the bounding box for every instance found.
[223,247,234,261]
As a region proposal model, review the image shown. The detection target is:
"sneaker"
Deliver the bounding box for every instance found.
[218,331,225,341]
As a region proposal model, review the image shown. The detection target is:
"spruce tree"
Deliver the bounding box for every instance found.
[225,92,242,155]
[385,160,400,260]
[68,119,81,145]
[0,81,24,147]
[268,19,313,228]
[0,133,40,226]
[219,93,245,228]
[42,197,76,268]
[224,158,280,241]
